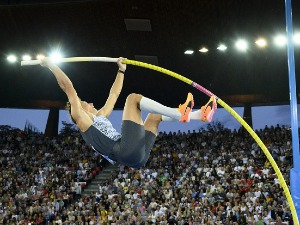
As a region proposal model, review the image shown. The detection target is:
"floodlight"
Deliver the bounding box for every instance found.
[199,47,208,53]
[235,39,248,51]
[255,38,267,48]
[184,50,194,55]
[22,55,31,61]
[7,55,17,63]
[217,44,227,51]
[294,33,300,45]
[274,35,286,47]
[36,54,45,60]
[50,52,63,63]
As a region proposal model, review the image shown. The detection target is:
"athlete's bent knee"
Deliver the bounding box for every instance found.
[126,93,143,104]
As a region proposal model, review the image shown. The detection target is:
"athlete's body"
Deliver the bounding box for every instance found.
[40,57,216,168]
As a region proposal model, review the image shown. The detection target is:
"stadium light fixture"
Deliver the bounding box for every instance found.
[22,54,32,61]
[235,39,248,52]
[36,54,45,60]
[294,33,300,45]
[217,44,227,51]
[7,55,17,63]
[255,38,267,48]
[274,35,286,47]
[184,50,194,55]
[50,51,63,63]
[199,47,208,53]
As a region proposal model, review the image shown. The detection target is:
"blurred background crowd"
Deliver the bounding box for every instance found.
[0,123,294,225]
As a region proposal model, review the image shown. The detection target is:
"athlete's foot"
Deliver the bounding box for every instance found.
[178,92,194,122]
[200,96,217,122]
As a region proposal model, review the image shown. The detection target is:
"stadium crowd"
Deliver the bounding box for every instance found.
[0,123,294,225]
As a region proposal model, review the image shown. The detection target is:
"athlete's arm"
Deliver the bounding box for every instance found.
[40,58,82,121]
[97,57,126,117]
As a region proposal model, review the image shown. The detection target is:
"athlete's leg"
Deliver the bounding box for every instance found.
[122,93,194,123]
[122,93,144,125]
[143,113,162,135]
[121,93,190,168]
[119,120,146,167]
[119,93,150,167]
[129,113,161,168]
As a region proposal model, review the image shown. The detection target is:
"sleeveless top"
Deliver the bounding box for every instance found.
[80,115,121,164]
[92,115,121,141]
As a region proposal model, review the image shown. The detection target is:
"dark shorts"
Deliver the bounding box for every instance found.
[113,120,156,168]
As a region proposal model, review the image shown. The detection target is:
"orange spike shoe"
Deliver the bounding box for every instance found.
[200,96,217,122]
[178,92,194,123]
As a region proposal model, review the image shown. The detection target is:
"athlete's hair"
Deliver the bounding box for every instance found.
[65,101,76,124]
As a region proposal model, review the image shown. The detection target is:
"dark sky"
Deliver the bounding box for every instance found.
[0,0,300,109]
